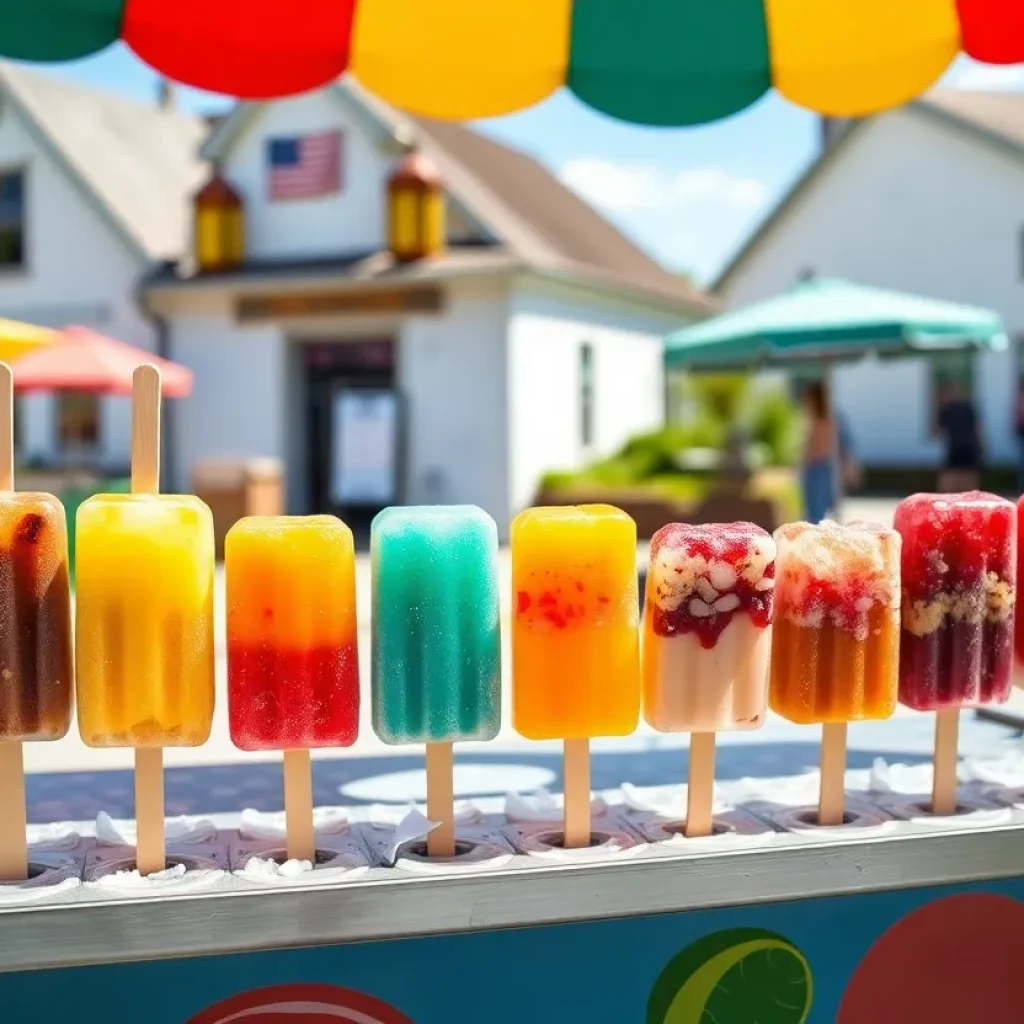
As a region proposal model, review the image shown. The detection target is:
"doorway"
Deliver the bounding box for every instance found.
[304,339,401,538]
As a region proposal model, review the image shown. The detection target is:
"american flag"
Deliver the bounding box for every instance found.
[267,131,343,201]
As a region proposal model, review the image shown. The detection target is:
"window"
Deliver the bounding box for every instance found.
[580,342,594,449]
[0,170,25,268]
[57,393,100,452]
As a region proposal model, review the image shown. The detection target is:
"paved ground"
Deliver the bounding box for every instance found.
[27,496,1024,822]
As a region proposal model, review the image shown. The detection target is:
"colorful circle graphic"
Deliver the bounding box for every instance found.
[186,983,413,1024]
[839,893,1024,1023]
[648,927,813,1024]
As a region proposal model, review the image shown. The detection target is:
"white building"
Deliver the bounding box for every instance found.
[0,64,710,536]
[0,63,205,471]
[717,90,1024,473]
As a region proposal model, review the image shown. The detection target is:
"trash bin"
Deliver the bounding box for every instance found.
[192,458,284,559]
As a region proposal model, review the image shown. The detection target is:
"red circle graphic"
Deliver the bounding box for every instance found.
[187,983,413,1024]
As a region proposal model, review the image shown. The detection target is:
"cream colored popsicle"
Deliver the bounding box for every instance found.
[643,523,775,733]
[642,522,775,838]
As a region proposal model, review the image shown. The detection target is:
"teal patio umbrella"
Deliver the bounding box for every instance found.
[665,277,1007,369]
[664,277,1007,519]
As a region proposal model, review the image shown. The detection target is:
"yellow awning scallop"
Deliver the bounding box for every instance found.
[351,0,573,120]
[766,0,961,117]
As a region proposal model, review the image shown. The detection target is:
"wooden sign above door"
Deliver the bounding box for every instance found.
[236,286,443,322]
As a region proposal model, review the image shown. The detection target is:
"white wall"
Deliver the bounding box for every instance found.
[168,309,286,493]
[166,279,511,526]
[400,279,510,531]
[0,97,153,469]
[721,108,1024,466]
[507,280,681,514]
[223,91,391,262]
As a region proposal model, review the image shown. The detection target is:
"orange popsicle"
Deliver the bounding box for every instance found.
[512,505,640,740]
[769,521,900,725]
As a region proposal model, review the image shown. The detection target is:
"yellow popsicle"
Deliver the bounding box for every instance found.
[76,494,215,747]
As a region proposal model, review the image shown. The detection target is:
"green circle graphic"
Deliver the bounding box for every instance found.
[648,927,813,1024]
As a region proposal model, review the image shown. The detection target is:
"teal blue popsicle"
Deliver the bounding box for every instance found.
[371,505,501,744]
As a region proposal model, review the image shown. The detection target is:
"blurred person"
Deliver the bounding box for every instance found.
[935,382,981,493]
[800,380,856,523]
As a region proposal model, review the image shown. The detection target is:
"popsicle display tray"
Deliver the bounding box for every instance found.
[3,785,1024,1022]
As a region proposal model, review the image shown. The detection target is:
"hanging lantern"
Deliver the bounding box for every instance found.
[193,172,245,273]
[387,152,445,264]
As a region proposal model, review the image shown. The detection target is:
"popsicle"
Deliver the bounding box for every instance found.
[227,515,359,861]
[512,504,640,848]
[372,505,500,857]
[896,492,1016,814]
[769,520,900,825]
[75,365,214,873]
[0,363,73,880]
[642,523,775,837]
[1017,496,1024,686]
[76,493,215,746]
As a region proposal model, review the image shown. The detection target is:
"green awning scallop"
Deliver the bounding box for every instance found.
[568,0,771,127]
[0,0,124,61]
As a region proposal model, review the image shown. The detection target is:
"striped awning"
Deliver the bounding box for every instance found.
[2,1,1022,124]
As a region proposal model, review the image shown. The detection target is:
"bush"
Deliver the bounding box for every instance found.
[539,373,800,499]
[749,386,801,466]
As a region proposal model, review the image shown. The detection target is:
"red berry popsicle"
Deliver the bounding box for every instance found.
[896,492,1016,712]
[1016,496,1024,683]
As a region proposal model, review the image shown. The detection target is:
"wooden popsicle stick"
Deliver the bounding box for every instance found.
[135,747,165,875]
[132,365,166,874]
[563,737,591,849]
[283,749,316,862]
[932,708,960,816]
[818,722,848,827]
[0,362,27,881]
[0,362,13,492]
[131,365,161,495]
[426,741,455,857]
[0,740,27,882]
[685,732,717,839]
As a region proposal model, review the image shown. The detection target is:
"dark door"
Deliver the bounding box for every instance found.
[305,339,400,537]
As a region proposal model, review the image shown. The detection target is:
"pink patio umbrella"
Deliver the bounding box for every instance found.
[10,326,192,396]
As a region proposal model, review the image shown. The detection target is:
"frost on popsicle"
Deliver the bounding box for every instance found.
[647,523,775,649]
[769,520,901,724]
[896,492,1016,711]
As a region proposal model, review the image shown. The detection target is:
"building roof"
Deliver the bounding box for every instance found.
[0,63,712,315]
[409,113,714,312]
[714,88,1024,293]
[200,80,715,315]
[923,88,1024,151]
[0,62,210,261]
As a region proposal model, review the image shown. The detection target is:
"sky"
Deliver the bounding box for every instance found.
[34,44,1024,286]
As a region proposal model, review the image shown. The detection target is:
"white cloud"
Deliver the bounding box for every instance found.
[944,59,1024,93]
[558,159,768,216]
[557,158,771,281]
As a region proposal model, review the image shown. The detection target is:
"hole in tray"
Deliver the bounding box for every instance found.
[5,862,52,882]
[541,830,608,850]
[404,839,477,859]
[912,802,975,818]
[259,849,336,868]
[108,855,206,876]
[795,810,859,828]
[662,820,734,838]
